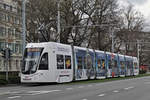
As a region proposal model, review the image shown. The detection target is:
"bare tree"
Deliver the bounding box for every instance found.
[25,0,57,42]
[116,4,144,55]
[25,0,121,50]
[85,0,120,51]
[121,4,144,31]
[26,0,92,45]
[25,0,145,54]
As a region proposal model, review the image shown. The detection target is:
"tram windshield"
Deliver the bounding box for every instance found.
[22,48,43,74]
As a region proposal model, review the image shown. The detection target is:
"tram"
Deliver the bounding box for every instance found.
[21,42,139,83]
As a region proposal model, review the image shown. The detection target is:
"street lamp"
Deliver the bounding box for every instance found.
[22,0,26,55]
[137,40,140,64]
[110,27,119,53]
[111,29,114,53]
[57,0,61,43]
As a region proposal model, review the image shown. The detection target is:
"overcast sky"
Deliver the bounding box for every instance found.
[118,0,150,31]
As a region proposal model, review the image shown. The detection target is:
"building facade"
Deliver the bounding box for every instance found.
[117,30,150,66]
[0,0,22,73]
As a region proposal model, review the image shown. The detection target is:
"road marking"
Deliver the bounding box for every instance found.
[10,91,21,94]
[29,91,49,95]
[66,88,73,90]
[95,84,101,86]
[88,85,93,87]
[27,90,62,95]
[0,92,10,95]
[113,90,119,93]
[27,91,41,93]
[98,94,105,97]
[144,82,150,84]
[8,96,21,99]
[0,91,23,95]
[82,99,88,100]
[51,90,62,92]
[124,86,134,90]
[78,86,84,88]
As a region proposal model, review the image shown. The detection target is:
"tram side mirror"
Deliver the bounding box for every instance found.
[34,61,36,65]
[41,58,46,62]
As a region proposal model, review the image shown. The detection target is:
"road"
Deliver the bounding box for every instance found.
[0,76,150,100]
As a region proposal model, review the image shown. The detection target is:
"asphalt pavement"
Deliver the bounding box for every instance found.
[0,76,150,100]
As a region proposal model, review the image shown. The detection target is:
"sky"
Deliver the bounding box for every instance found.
[118,0,150,31]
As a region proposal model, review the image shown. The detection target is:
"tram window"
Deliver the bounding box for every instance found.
[114,60,117,68]
[128,61,131,69]
[97,59,101,69]
[86,54,93,69]
[101,59,105,69]
[57,54,64,69]
[120,61,125,69]
[77,56,82,69]
[129,61,133,69]
[126,61,130,68]
[84,56,87,69]
[109,60,112,69]
[65,55,71,69]
[109,60,116,68]
[39,53,48,70]
[134,62,138,69]
[126,61,128,68]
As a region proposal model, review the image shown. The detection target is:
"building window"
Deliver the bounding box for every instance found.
[0,27,5,36]
[15,44,18,53]
[9,59,12,71]
[5,27,7,36]
[15,43,22,54]
[16,60,19,70]
[14,17,17,24]
[0,59,4,70]
[15,31,20,39]
[19,44,22,53]
[12,7,17,13]
[3,4,6,9]
[8,43,14,53]
[11,16,15,24]
[12,43,15,53]
[8,28,11,37]
[13,29,15,37]
[0,13,5,21]
[3,4,12,11]
[0,42,5,49]
[0,3,3,9]
[19,60,22,70]
[10,5,12,11]
[14,17,20,25]
[17,19,20,24]
[7,15,11,22]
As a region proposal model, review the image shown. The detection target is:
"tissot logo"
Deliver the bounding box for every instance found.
[60,71,69,74]
[57,47,69,52]
[25,76,29,78]
[23,76,32,80]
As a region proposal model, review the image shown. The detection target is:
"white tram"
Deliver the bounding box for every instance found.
[21,42,139,83]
